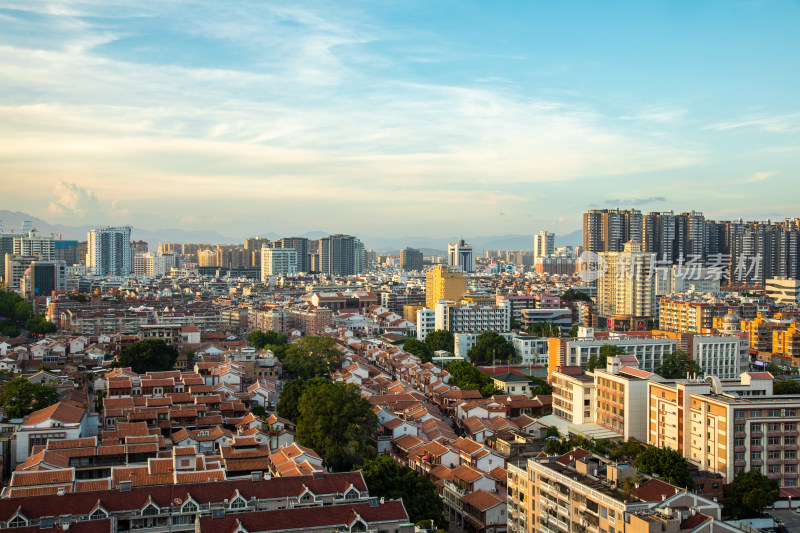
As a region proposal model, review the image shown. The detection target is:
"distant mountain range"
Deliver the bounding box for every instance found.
[0,210,582,254]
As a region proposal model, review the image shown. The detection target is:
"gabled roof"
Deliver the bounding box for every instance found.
[461,489,504,511]
[23,402,84,426]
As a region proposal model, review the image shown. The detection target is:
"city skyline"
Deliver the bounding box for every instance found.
[2,1,800,237]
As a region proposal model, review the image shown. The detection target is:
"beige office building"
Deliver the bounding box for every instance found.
[425,265,467,309]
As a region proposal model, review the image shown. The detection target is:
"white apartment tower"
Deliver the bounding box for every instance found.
[448,238,474,273]
[261,247,298,280]
[13,230,55,260]
[533,231,555,261]
[86,226,132,276]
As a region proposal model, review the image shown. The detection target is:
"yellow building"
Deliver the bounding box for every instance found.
[425,265,466,309]
[774,325,800,358]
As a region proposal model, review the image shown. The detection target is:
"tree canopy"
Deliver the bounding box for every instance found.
[0,377,60,418]
[113,339,179,374]
[361,456,446,527]
[279,336,343,380]
[0,291,31,321]
[467,331,516,364]
[446,360,497,397]
[276,377,329,422]
[655,350,701,379]
[424,330,454,353]
[249,330,288,349]
[296,380,378,471]
[562,288,592,303]
[403,338,433,363]
[722,469,780,519]
[0,318,19,338]
[525,322,561,338]
[25,315,57,335]
[773,379,800,395]
[632,446,693,489]
[586,344,625,372]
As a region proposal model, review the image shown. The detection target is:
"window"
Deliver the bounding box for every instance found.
[769,423,782,432]
[735,411,745,419]
[751,410,761,417]
[735,424,745,432]
[769,450,781,460]
[751,423,762,432]
[769,437,781,446]
[89,508,108,520]
[751,437,762,446]
[735,452,745,461]
[752,451,762,460]
[768,409,781,417]
[787,436,797,445]
[786,450,797,460]
[786,465,798,474]
[735,438,745,447]
[786,423,797,432]
[229,497,247,509]
[8,515,28,528]
[768,465,781,474]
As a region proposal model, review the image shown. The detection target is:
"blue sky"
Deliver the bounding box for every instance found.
[1,0,799,239]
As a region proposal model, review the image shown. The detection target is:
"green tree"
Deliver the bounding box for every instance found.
[562,288,592,303]
[14,300,32,320]
[403,338,433,363]
[0,377,59,418]
[251,404,267,418]
[113,339,180,374]
[568,325,579,337]
[296,380,378,471]
[0,318,19,338]
[525,322,561,338]
[249,330,288,349]
[722,469,780,519]
[446,360,498,397]
[655,350,701,379]
[773,379,800,395]
[25,315,57,335]
[280,336,343,380]
[529,376,553,396]
[424,330,454,353]
[361,456,446,526]
[633,446,693,489]
[586,344,624,372]
[277,377,329,421]
[467,331,516,364]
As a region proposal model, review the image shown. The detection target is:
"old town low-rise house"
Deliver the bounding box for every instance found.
[172,427,233,453]
[14,402,88,465]
[0,471,398,532]
[460,489,507,533]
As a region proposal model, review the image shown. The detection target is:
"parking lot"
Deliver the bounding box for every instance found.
[769,509,800,532]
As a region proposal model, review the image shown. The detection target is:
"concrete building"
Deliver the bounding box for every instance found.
[12,230,55,260]
[261,248,298,279]
[533,231,555,261]
[274,237,310,273]
[133,252,174,277]
[766,277,800,305]
[434,300,511,334]
[21,260,67,301]
[454,331,516,358]
[4,254,37,290]
[548,329,678,377]
[317,234,364,276]
[512,335,549,366]
[507,449,736,533]
[582,208,642,253]
[400,247,423,271]
[597,241,656,321]
[519,308,573,329]
[647,372,800,487]
[425,265,467,309]
[448,238,475,273]
[416,308,436,341]
[86,226,132,276]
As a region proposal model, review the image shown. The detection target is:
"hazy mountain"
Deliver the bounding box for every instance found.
[0,210,582,252]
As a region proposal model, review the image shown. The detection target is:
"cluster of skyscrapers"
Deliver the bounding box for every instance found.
[583,208,800,285]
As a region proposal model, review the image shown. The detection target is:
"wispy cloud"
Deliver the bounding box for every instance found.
[605,197,667,207]
[745,171,775,183]
[705,114,800,133]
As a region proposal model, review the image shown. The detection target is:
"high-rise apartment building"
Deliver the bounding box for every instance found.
[448,238,474,273]
[425,265,467,309]
[53,240,79,266]
[21,260,67,300]
[582,208,642,253]
[86,226,132,276]
[597,241,656,320]
[244,237,270,251]
[317,234,363,276]
[13,230,55,260]
[261,248,298,280]
[533,231,555,261]
[275,237,310,273]
[400,247,423,271]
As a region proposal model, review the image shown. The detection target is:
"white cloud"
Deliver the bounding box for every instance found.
[745,171,775,183]
[47,181,101,218]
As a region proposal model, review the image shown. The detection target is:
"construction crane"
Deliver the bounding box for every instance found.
[50,233,74,240]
